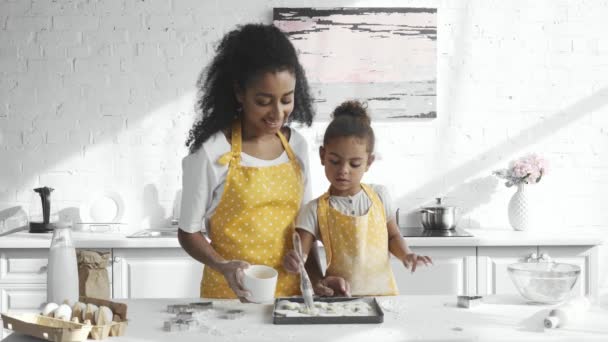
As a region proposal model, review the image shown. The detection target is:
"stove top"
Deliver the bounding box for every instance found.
[400,227,473,237]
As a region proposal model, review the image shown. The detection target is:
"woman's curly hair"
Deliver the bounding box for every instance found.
[185,24,314,153]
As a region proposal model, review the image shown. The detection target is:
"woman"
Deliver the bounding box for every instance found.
[179,24,344,301]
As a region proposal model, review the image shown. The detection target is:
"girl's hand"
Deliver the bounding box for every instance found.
[283,250,302,273]
[402,253,433,273]
[217,260,251,302]
[314,276,351,297]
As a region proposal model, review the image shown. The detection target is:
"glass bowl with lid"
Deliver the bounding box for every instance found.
[507,261,581,304]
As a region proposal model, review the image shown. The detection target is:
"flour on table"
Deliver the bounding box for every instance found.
[274,300,374,317]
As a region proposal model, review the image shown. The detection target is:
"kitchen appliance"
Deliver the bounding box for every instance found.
[29,187,56,233]
[420,197,458,230]
[400,227,472,237]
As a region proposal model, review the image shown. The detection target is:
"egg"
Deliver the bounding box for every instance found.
[42,302,58,316]
[54,304,72,321]
[72,302,86,320]
[94,306,113,326]
[82,303,98,322]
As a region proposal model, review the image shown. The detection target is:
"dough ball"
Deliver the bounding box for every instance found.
[42,302,58,317]
[54,304,72,321]
[282,301,300,310]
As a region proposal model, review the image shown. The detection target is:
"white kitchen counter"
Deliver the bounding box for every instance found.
[0,228,605,249]
[407,228,607,247]
[0,231,181,249]
[2,295,608,342]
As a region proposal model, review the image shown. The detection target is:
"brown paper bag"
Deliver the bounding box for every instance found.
[77,250,111,300]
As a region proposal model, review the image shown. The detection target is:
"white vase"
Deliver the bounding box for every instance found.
[508,184,535,231]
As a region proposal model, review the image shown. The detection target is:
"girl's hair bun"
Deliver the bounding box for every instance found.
[331,100,370,125]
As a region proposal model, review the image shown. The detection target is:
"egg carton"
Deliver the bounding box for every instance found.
[1,313,92,342]
[79,296,128,340]
[1,297,128,342]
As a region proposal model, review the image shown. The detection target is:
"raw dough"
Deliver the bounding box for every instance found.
[275,300,373,317]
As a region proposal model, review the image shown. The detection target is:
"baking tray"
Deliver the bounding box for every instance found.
[272,297,384,324]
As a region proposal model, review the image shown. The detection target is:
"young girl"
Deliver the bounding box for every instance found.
[284,100,432,296]
[178,24,316,300]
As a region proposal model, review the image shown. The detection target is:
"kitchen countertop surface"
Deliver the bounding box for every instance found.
[0,228,605,249]
[2,294,608,342]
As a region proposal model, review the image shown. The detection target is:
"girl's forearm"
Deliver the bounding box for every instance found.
[296,228,315,261]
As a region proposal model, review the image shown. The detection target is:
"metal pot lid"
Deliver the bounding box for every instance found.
[421,197,456,210]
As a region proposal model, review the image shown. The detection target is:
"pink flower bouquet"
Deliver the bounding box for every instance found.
[493,154,548,187]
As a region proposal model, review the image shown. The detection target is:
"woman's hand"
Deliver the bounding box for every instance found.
[283,250,302,273]
[217,260,251,302]
[314,276,351,297]
[401,253,433,273]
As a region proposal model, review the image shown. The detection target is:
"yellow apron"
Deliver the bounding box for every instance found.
[201,119,301,298]
[317,184,398,296]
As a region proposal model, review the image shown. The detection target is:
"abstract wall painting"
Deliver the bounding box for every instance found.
[274,7,437,120]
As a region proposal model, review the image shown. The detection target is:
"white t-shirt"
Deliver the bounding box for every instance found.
[179,128,312,233]
[295,184,396,238]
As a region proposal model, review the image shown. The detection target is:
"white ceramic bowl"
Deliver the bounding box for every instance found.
[507,261,580,304]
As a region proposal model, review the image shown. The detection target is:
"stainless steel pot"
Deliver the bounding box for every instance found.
[420,198,458,230]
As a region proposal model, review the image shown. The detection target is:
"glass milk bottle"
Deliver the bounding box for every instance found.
[46,222,79,305]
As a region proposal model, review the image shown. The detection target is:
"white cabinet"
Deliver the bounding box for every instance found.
[0,242,600,307]
[0,285,46,314]
[477,245,599,300]
[112,249,203,299]
[0,249,48,313]
[317,245,476,295]
[391,247,476,295]
[0,248,112,314]
[477,246,537,296]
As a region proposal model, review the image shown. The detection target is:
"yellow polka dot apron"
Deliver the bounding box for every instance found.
[201,119,301,298]
[317,184,398,296]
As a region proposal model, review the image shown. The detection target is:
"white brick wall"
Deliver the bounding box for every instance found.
[1,0,607,288]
